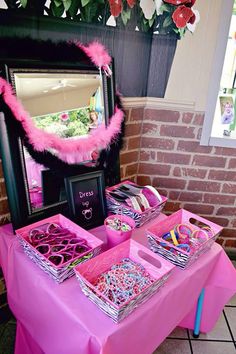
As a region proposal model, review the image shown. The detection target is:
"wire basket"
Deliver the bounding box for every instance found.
[75,239,175,322]
[146,209,223,269]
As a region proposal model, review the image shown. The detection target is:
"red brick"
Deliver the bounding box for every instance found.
[206,216,229,227]
[179,192,203,202]
[228,158,236,169]
[121,138,128,152]
[0,182,6,199]
[120,151,139,165]
[136,176,152,185]
[124,109,130,122]
[120,166,125,179]
[208,170,236,182]
[125,163,138,176]
[183,203,214,215]
[128,137,141,150]
[173,167,207,179]
[138,163,171,176]
[216,238,224,246]
[164,201,182,212]
[197,128,202,140]
[214,147,236,157]
[144,109,180,122]
[188,180,221,192]
[182,112,194,124]
[0,214,10,226]
[177,140,212,154]
[203,194,235,205]
[0,199,9,215]
[130,108,144,121]
[222,184,236,194]
[193,114,204,125]
[142,123,158,135]
[217,207,236,216]
[140,151,156,161]
[225,239,236,247]
[192,155,226,168]
[156,152,191,165]
[220,228,236,238]
[160,125,195,138]
[153,177,186,189]
[141,137,175,150]
[169,191,181,200]
[158,189,168,197]
[124,123,142,137]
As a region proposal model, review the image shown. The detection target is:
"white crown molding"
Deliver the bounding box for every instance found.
[122,97,196,112]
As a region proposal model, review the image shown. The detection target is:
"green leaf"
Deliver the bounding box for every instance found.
[63,0,71,11]
[53,0,62,7]
[178,27,186,38]
[68,0,80,17]
[163,15,172,28]
[20,0,27,8]
[81,0,91,7]
[121,8,131,26]
[81,2,98,22]
[148,17,155,28]
[50,1,64,16]
[160,3,171,13]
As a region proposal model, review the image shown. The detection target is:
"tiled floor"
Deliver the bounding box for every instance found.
[1,262,236,354]
[154,260,236,354]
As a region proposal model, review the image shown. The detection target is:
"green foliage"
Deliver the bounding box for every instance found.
[3,0,199,38]
[33,107,90,138]
[19,0,27,8]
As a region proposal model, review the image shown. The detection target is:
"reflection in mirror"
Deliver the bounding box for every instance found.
[13,71,105,212]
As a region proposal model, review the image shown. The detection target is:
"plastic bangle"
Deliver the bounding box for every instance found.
[191,229,209,243]
[170,229,179,246]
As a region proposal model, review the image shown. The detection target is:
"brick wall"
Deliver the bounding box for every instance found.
[120,105,236,250]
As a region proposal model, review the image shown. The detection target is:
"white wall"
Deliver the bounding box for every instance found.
[165,0,225,112]
[22,84,98,116]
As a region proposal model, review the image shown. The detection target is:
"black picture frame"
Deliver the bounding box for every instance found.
[0,36,121,231]
[64,171,107,230]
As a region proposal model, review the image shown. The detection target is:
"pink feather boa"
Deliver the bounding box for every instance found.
[0,53,124,164]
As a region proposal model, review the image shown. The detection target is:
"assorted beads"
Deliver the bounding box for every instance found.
[93,258,154,305]
[28,223,91,266]
[105,218,132,232]
[161,224,214,253]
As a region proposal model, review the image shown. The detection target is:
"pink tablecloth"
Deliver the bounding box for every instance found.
[0,217,236,354]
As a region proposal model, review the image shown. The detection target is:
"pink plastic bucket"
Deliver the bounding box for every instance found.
[105,214,136,248]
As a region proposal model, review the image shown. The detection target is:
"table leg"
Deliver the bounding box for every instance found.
[193,288,205,338]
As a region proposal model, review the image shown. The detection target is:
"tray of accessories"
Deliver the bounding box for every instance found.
[16,214,103,283]
[105,180,167,228]
[75,239,175,322]
[146,209,223,269]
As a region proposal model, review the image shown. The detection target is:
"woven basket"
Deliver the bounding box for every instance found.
[106,180,167,228]
[75,239,175,322]
[16,214,103,283]
[146,209,223,269]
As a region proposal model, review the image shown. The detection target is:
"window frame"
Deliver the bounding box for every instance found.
[200,0,235,148]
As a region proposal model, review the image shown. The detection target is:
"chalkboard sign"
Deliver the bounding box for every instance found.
[64,171,107,229]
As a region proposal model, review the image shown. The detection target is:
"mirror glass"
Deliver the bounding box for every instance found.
[13,71,105,212]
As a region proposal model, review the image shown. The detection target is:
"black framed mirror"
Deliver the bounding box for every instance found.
[0,37,122,230]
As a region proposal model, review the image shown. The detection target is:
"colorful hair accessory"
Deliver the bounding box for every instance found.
[191,229,209,243]
[93,258,154,306]
[201,226,214,238]
[177,244,191,253]
[170,229,179,246]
